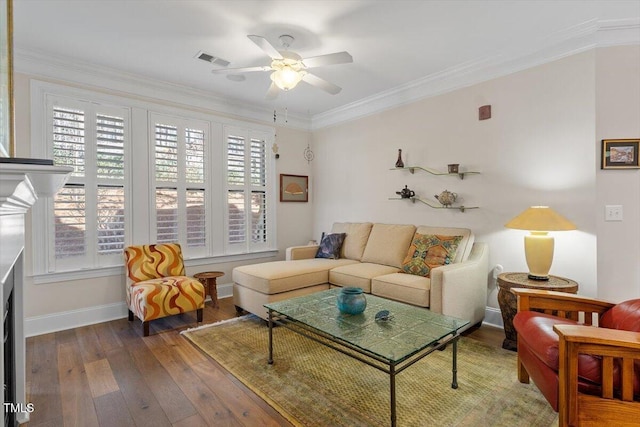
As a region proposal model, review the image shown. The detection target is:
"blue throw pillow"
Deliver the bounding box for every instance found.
[315,233,347,259]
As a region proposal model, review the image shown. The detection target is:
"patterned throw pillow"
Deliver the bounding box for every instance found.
[315,233,347,259]
[401,234,463,277]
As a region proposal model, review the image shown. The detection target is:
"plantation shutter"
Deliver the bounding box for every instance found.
[225,129,271,252]
[250,138,267,244]
[151,115,209,254]
[227,135,246,244]
[53,106,87,259]
[96,114,125,255]
[50,100,129,269]
[185,128,206,248]
[154,123,179,243]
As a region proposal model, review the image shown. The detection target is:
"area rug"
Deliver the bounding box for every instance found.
[182,315,558,427]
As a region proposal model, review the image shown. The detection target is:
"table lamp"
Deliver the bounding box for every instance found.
[505,206,576,280]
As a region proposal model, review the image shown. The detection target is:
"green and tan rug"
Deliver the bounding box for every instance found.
[182,315,558,427]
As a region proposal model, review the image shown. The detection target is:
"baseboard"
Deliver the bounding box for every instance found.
[25,283,234,337]
[482,306,504,329]
[26,287,495,336]
[216,282,233,299]
[25,301,129,337]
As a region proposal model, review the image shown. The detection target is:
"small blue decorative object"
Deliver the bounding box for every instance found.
[375,310,391,322]
[337,287,367,315]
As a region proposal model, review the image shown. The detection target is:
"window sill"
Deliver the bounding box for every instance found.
[30,249,280,285]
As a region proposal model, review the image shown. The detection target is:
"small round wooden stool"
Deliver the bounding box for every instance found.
[193,271,225,308]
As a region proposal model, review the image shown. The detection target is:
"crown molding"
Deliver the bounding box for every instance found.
[596,18,640,47]
[14,17,638,133]
[312,18,640,130]
[14,47,311,131]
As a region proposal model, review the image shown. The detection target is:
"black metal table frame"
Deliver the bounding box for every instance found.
[267,308,461,427]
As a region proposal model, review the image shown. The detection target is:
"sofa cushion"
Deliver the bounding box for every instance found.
[331,222,373,261]
[315,233,347,259]
[329,263,400,293]
[361,223,416,268]
[600,299,640,331]
[233,258,358,295]
[401,234,462,277]
[371,273,431,307]
[415,226,473,263]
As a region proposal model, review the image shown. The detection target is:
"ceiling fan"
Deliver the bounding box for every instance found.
[211,34,353,99]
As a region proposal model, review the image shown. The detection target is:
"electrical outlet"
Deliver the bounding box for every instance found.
[605,205,623,221]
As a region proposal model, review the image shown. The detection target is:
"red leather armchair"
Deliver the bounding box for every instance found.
[512,288,640,427]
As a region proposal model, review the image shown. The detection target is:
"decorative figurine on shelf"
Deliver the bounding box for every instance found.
[435,189,458,207]
[395,149,404,168]
[396,185,415,199]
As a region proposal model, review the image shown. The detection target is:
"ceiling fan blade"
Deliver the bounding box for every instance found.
[248,35,283,60]
[265,82,279,100]
[211,65,272,74]
[302,73,342,95]
[302,51,353,69]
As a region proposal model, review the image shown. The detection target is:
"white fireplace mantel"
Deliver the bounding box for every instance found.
[0,160,71,425]
[0,162,72,214]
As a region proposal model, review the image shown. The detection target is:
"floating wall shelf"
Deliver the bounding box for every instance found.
[388,197,478,213]
[390,166,480,180]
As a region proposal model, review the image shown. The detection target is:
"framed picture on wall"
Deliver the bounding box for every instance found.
[601,139,640,169]
[280,174,308,202]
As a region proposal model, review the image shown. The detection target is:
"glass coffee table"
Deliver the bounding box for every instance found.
[264,288,469,427]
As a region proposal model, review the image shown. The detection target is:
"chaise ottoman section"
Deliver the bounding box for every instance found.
[232,258,359,319]
[371,273,431,307]
[329,263,400,292]
[233,258,358,294]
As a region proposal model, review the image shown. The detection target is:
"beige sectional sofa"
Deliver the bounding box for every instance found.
[232,222,489,331]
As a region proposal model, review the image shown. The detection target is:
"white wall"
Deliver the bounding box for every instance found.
[595,45,640,301]
[313,51,600,308]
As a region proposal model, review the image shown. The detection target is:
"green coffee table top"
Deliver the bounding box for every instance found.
[265,288,468,363]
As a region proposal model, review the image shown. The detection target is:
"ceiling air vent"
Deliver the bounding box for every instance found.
[195,51,230,67]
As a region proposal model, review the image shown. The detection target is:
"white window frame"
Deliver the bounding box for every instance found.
[224,126,274,255]
[31,91,132,274]
[30,80,277,283]
[149,112,211,258]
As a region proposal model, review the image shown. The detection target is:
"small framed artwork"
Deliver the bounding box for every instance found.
[280,174,308,202]
[601,139,640,169]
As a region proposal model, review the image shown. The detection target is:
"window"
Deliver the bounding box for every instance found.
[48,99,129,271]
[31,81,275,280]
[151,115,209,257]
[225,127,270,253]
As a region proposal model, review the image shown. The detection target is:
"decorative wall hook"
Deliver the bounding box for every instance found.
[304,143,314,164]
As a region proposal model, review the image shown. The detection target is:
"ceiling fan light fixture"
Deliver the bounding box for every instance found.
[271,65,305,91]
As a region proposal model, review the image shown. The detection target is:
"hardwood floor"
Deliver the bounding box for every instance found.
[24,297,506,427]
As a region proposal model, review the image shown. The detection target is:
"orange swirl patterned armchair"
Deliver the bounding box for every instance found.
[124,243,205,336]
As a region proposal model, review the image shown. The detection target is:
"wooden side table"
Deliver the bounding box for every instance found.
[193,271,225,308]
[497,272,578,351]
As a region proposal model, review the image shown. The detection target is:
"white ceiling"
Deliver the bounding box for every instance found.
[13,0,640,122]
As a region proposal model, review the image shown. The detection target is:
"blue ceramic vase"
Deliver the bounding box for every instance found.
[337,287,367,315]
